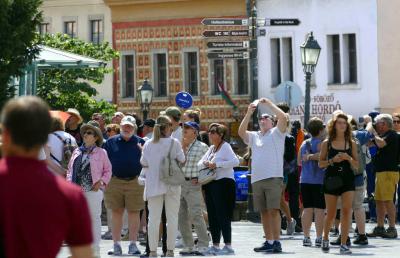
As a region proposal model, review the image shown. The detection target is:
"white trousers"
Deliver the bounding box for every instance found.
[148,187,181,252]
[85,190,104,256]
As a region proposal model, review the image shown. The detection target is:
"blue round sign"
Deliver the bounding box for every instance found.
[175,91,193,109]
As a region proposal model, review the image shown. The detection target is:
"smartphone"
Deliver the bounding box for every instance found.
[358,117,364,124]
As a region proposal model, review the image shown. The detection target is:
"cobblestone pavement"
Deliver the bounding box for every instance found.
[57,222,400,257]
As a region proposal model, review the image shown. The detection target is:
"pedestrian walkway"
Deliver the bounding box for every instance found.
[57,221,400,257]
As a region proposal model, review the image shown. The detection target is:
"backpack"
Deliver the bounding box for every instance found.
[283,135,297,175]
[50,132,78,170]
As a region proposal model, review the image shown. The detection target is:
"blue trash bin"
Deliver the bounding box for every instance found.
[234,169,249,201]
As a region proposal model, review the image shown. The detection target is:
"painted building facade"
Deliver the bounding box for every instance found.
[257,0,395,123]
[105,0,252,124]
[40,0,114,102]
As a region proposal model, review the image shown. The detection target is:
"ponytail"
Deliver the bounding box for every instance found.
[152,115,172,143]
[152,124,162,143]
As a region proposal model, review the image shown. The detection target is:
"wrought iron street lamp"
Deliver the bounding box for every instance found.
[300,32,321,126]
[137,79,153,121]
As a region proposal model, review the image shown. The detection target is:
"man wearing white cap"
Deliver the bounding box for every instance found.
[104,115,145,255]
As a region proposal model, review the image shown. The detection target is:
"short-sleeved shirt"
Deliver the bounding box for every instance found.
[104,134,145,178]
[182,140,209,178]
[47,131,77,167]
[248,127,286,184]
[373,130,399,172]
[0,157,92,258]
[300,137,325,184]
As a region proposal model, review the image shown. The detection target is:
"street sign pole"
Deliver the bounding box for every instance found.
[246,0,260,223]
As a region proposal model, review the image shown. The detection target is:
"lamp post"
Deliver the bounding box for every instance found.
[137,79,153,121]
[300,32,321,126]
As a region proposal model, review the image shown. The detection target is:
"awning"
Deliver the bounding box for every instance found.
[19,45,106,96]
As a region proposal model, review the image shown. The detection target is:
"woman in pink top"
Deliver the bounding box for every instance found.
[67,120,112,257]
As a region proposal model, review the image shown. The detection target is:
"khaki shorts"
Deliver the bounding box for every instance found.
[375,171,399,201]
[252,178,283,211]
[104,177,144,212]
[336,186,364,210]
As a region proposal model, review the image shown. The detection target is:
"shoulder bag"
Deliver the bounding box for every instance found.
[160,139,185,186]
[198,144,220,185]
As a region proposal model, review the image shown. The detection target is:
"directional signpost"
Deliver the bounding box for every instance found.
[257,18,301,27]
[202,30,250,38]
[207,52,249,59]
[201,18,248,26]
[207,41,249,49]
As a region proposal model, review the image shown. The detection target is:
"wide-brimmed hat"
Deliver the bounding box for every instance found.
[80,120,104,147]
[66,108,83,124]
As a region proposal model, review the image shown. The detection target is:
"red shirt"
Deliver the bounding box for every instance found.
[0,157,93,258]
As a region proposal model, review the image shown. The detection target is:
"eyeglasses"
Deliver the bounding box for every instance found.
[394,120,400,124]
[84,131,95,136]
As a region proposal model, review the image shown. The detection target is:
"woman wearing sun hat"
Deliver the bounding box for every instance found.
[67,120,112,257]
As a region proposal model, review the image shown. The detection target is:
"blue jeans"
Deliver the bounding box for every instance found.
[366,163,376,219]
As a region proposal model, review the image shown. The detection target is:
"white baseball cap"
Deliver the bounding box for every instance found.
[120,115,136,127]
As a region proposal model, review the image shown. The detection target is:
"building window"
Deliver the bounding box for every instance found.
[236,59,249,95]
[154,53,167,97]
[121,54,135,98]
[38,23,50,35]
[347,34,357,83]
[270,37,294,88]
[327,34,357,85]
[271,38,281,87]
[64,21,76,38]
[184,52,198,96]
[328,34,341,84]
[90,20,103,44]
[212,59,224,95]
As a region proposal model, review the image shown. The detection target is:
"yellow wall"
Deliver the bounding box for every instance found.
[377,0,400,113]
[107,0,246,22]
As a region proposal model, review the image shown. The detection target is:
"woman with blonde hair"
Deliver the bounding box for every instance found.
[140,115,185,257]
[318,113,358,255]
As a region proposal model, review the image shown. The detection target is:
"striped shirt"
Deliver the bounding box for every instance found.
[182,140,209,178]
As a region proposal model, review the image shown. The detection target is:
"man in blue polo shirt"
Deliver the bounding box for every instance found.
[104,115,145,256]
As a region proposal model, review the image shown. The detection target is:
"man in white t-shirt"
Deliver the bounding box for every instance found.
[238,98,288,253]
[47,124,77,176]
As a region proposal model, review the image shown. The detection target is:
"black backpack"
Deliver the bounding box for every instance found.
[283,135,297,174]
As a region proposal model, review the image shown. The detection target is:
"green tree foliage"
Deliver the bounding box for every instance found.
[37,33,119,121]
[0,0,42,108]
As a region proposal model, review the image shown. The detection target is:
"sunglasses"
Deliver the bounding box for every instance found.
[393,120,400,124]
[84,131,95,136]
[259,115,274,121]
[106,128,114,133]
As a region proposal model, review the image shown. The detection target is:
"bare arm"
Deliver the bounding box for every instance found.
[318,141,330,168]
[69,245,94,258]
[238,103,256,144]
[366,122,386,148]
[259,98,288,133]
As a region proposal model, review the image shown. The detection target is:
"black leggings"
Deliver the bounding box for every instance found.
[204,178,236,244]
